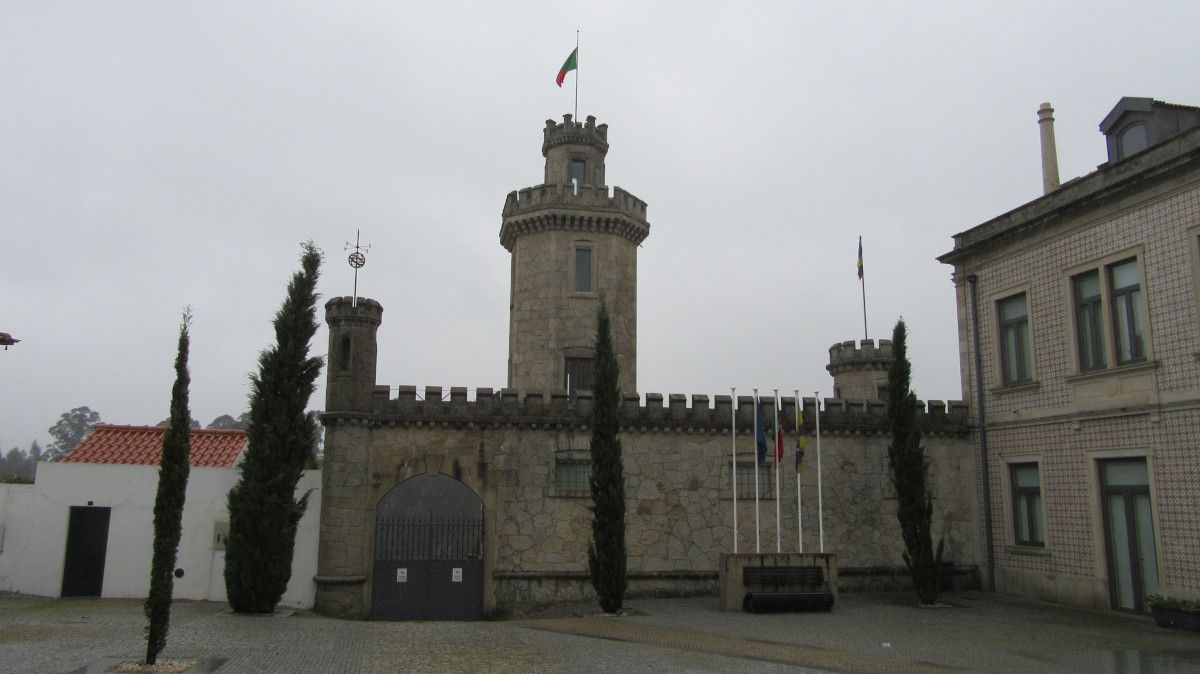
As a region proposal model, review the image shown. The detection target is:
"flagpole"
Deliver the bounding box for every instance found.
[773,389,781,553]
[815,389,825,553]
[859,235,868,340]
[574,28,579,121]
[730,386,738,554]
[753,388,760,553]
[795,388,802,554]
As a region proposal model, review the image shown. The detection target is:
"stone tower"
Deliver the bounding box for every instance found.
[826,339,895,400]
[324,297,383,412]
[500,114,650,394]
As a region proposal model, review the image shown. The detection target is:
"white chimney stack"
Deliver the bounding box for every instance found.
[1038,102,1061,194]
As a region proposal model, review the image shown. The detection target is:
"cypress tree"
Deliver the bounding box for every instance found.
[225,243,322,613]
[885,319,944,605]
[587,297,627,613]
[145,310,193,664]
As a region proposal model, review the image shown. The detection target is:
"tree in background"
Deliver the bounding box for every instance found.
[46,406,101,460]
[587,297,627,613]
[144,311,193,665]
[157,417,200,429]
[885,319,943,605]
[224,243,323,613]
[207,414,244,430]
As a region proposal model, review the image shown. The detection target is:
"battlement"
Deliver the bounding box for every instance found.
[325,296,383,324]
[827,339,894,374]
[499,183,650,250]
[323,386,970,436]
[542,114,609,156]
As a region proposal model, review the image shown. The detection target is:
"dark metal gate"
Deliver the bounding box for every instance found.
[372,474,483,620]
[61,506,111,597]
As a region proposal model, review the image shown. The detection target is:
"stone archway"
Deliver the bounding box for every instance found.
[371,473,484,620]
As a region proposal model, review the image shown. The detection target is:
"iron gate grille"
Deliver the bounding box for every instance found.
[375,516,482,561]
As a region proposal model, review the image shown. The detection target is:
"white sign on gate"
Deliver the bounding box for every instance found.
[451,567,463,583]
[397,568,408,583]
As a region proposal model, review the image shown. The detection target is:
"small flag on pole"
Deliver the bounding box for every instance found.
[556,47,578,87]
[857,236,864,280]
[774,399,785,462]
[755,399,768,465]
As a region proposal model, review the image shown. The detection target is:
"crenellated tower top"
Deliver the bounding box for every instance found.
[541,114,609,187]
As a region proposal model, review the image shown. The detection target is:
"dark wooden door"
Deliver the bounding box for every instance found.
[61,506,111,597]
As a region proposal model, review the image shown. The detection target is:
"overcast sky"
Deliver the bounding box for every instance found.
[3,1,1199,451]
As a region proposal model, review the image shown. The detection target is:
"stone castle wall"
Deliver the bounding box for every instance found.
[319,388,976,617]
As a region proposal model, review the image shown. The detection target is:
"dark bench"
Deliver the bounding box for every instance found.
[742,565,835,613]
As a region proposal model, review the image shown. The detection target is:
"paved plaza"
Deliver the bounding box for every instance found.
[1,591,1198,673]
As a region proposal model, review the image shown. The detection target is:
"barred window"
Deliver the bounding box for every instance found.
[724,460,773,499]
[555,458,591,497]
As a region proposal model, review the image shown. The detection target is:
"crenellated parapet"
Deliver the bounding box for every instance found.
[499,183,650,251]
[827,339,894,374]
[322,386,970,437]
[542,113,609,155]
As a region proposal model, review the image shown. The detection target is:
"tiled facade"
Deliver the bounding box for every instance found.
[940,100,1200,611]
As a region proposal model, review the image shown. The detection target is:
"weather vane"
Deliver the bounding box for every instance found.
[345,229,370,308]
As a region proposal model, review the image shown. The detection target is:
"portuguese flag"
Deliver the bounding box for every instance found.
[556,47,578,87]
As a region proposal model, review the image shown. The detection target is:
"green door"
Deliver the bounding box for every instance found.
[1099,458,1159,612]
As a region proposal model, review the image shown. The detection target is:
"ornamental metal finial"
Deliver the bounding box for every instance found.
[344,229,371,308]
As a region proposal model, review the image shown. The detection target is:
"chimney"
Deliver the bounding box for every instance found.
[1038,102,1061,194]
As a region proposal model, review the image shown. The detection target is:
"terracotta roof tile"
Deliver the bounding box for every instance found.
[63,424,246,468]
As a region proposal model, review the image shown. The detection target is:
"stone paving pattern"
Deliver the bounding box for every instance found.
[4,592,1200,674]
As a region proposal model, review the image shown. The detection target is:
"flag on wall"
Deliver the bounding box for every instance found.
[857,236,864,280]
[556,47,578,87]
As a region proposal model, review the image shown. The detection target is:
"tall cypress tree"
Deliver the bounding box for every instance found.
[225,243,322,613]
[885,319,943,604]
[587,297,627,613]
[145,310,193,664]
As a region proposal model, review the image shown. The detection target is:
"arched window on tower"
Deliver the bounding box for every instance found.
[338,335,352,373]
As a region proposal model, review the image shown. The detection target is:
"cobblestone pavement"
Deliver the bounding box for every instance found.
[2,592,1199,674]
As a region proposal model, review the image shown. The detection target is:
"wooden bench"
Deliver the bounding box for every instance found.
[742,565,835,613]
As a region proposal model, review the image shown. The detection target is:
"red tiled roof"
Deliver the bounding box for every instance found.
[63,424,246,468]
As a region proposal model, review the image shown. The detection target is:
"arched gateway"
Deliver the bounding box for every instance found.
[372,474,483,620]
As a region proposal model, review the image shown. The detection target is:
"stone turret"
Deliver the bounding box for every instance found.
[324,297,383,413]
[827,339,894,400]
[501,114,649,394]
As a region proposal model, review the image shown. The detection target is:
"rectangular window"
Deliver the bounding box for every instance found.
[726,461,772,498]
[1108,259,1145,364]
[555,459,591,497]
[1073,270,1106,371]
[1010,462,1044,547]
[564,356,594,394]
[574,248,592,292]
[570,159,586,186]
[997,293,1032,384]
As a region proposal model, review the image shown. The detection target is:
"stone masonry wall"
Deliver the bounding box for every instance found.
[321,389,975,616]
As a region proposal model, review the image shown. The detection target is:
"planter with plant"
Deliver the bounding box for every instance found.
[1147,594,1200,632]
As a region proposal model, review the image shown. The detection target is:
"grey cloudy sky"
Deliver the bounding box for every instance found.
[3,1,1199,450]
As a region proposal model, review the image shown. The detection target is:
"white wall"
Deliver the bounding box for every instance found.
[0,463,322,608]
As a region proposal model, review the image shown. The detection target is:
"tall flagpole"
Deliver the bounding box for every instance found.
[730,387,738,554]
[773,389,781,553]
[753,388,761,553]
[859,235,868,340]
[574,29,579,121]
[795,388,803,553]
[815,390,825,553]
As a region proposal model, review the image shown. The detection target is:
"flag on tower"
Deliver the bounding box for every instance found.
[556,47,578,87]
[857,236,864,280]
